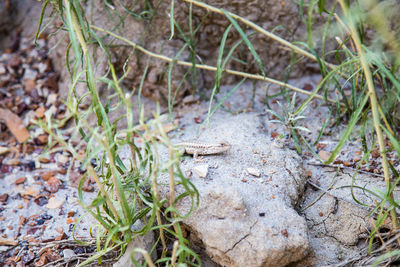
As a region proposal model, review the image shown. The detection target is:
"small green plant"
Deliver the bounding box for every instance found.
[266,93,311,153]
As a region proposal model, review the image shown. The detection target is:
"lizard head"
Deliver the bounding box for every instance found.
[219,141,231,150]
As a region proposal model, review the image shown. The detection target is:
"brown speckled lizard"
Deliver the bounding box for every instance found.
[175,141,231,158]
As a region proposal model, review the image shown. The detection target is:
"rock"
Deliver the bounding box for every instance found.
[193,164,209,178]
[40,171,56,181]
[318,150,331,161]
[62,249,76,259]
[246,167,261,177]
[23,79,36,93]
[23,185,40,197]
[0,108,30,143]
[157,113,309,267]
[114,221,155,267]
[15,177,26,185]
[46,93,58,106]
[182,95,199,105]
[35,106,45,118]
[0,193,8,202]
[55,153,69,164]
[44,177,61,193]
[0,146,9,155]
[0,63,6,75]
[46,197,65,209]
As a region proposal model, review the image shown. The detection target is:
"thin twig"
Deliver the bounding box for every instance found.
[90,25,343,106]
[337,0,400,241]
[182,0,338,70]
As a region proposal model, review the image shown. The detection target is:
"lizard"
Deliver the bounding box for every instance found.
[174,141,231,159]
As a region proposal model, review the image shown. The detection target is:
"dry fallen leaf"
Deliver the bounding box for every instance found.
[0,108,30,143]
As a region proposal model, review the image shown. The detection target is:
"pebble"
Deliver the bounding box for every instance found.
[0,63,6,75]
[246,168,261,177]
[0,194,9,202]
[193,164,209,178]
[23,185,41,197]
[46,93,58,106]
[0,147,10,155]
[46,197,65,209]
[56,154,69,164]
[62,249,76,259]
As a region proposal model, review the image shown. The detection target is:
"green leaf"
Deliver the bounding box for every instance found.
[222,9,265,76]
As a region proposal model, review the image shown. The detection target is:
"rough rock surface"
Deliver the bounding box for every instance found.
[156,110,310,267]
[0,0,43,50]
[113,221,155,267]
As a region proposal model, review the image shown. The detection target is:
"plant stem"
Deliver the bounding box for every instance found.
[337,0,399,234]
[182,0,338,70]
[90,25,343,106]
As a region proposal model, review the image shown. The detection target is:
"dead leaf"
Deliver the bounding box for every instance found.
[0,108,30,143]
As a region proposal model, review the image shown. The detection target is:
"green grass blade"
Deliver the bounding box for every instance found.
[222,9,265,76]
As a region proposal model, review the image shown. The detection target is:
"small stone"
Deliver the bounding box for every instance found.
[0,194,8,202]
[193,164,209,178]
[6,159,21,166]
[22,68,37,80]
[35,106,45,118]
[15,177,26,185]
[23,79,36,92]
[9,56,21,68]
[318,150,331,161]
[40,171,56,181]
[43,73,59,91]
[46,93,58,106]
[34,197,48,206]
[37,62,47,73]
[0,108,30,143]
[182,95,199,105]
[46,197,65,209]
[0,63,6,75]
[247,167,261,177]
[56,154,69,164]
[0,147,9,155]
[57,168,67,175]
[36,134,48,145]
[62,249,76,259]
[44,177,61,193]
[343,161,353,167]
[39,157,50,163]
[24,185,40,197]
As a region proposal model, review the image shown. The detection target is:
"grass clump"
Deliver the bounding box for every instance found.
[37,1,201,266]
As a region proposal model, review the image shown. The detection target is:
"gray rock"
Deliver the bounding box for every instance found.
[157,112,309,267]
[62,249,76,259]
[113,221,155,267]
